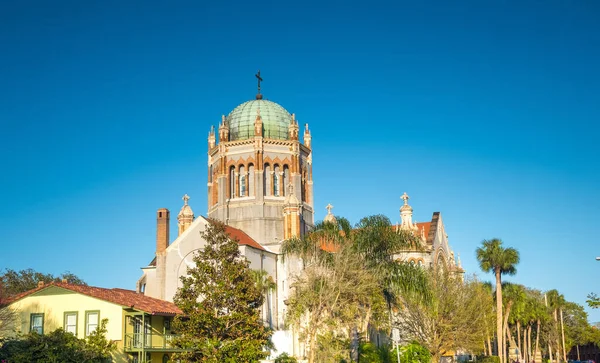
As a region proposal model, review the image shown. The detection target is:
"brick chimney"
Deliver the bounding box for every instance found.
[156,208,170,254]
[156,208,170,300]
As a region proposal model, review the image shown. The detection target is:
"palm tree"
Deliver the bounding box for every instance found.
[251,269,277,328]
[547,289,567,363]
[503,283,526,361]
[476,238,520,363]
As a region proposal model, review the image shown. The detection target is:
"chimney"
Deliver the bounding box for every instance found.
[156,208,170,300]
[156,208,170,254]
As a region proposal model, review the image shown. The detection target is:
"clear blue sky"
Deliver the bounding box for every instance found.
[1,1,599,321]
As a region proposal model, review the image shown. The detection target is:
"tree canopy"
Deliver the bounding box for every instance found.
[0,268,86,296]
[170,221,272,363]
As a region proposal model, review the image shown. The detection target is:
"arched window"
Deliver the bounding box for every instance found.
[163,354,169,363]
[273,165,281,196]
[283,165,290,195]
[229,166,236,198]
[239,165,246,197]
[417,260,423,267]
[248,164,255,197]
[264,164,271,196]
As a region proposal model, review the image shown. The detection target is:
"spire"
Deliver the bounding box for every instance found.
[323,203,337,224]
[400,192,416,230]
[219,115,229,142]
[303,123,311,148]
[208,125,216,148]
[177,194,194,236]
[289,113,299,140]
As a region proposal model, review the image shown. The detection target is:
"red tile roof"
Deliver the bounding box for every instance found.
[8,282,182,316]
[415,222,432,242]
[224,225,266,251]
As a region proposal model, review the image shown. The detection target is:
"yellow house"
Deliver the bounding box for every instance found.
[6,281,182,363]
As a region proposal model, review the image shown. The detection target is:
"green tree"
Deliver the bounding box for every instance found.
[476,238,520,363]
[397,341,432,363]
[285,238,385,363]
[547,289,567,362]
[0,268,86,296]
[394,270,488,363]
[170,220,272,363]
[502,283,526,359]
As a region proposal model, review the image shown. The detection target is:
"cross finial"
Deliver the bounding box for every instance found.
[182,194,190,205]
[326,203,333,215]
[401,192,409,206]
[255,70,263,100]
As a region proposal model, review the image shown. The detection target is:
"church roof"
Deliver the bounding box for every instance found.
[226,99,291,141]
[416,222,432,244]
[223,224,267,251]
[8,282,182,316]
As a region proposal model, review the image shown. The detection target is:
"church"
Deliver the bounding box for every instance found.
[135,75,462,357]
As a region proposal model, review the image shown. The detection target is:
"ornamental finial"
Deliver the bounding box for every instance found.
[182,194,190,205]
[401,192,409,206]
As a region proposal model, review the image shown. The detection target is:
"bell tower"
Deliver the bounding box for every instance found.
[206,75,314,248]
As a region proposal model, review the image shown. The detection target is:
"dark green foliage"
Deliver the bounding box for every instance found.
[170,221,273,362]
[274,352,298,363]
[358,342,394,363]
[0,319,114,363]
[0,268,86,296]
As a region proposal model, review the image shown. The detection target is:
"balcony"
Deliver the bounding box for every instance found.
[123,333,180,352]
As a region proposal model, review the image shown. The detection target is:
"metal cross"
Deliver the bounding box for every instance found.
[255,70,263,95]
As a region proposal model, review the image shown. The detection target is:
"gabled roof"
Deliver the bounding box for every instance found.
[8,282,182,316]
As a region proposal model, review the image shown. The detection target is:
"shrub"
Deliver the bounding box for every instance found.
[274,352,298,363]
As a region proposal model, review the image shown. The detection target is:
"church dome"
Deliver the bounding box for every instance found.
[226,99,292,141]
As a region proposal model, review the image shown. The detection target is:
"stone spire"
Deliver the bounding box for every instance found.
[177,194,194,236]
[323,203,337,224]
[303,123,311,149]
[208,125,216,149]
[289,113,299,140]
[218,115,229,142]
[400,192,416,230]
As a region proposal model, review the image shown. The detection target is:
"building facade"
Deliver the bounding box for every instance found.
[5,281,182,363]
[135,86,462,358]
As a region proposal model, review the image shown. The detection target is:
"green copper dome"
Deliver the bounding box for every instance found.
[226,99,291,141]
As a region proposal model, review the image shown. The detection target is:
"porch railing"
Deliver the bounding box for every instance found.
[124,333,178,351]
